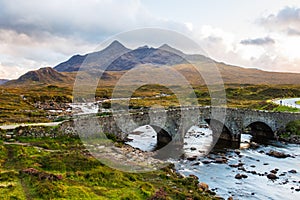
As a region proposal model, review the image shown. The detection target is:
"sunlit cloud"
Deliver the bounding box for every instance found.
[0,1,300,79]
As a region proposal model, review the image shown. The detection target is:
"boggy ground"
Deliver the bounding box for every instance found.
[0,136,218,200]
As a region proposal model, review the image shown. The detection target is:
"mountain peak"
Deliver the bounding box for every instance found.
[14,67,69,84]
[158,44,184,56]
[159,44,172,49]
[104,40,127,50]
[137,45,150,49]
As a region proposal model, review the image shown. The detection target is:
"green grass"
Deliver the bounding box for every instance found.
[272,105,299,112]
[1,84,300,124]
[286,120,300,135]
[0,137,215,200]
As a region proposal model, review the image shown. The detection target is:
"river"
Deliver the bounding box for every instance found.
[126,126,300,200]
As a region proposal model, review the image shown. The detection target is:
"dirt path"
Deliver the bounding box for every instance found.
[0,121,63,130]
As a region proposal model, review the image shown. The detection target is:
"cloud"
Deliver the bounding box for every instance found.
[0,0,189,42]
[259,6,300,36]
[0,28,96,79]
[0,0,192,79]
[240,37,275,45]
[0,1,299,79]
[287,28,300,36]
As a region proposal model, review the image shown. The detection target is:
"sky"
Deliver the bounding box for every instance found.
[1,0,300,79]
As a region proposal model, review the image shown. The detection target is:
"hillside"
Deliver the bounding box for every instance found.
[5,67,74,86]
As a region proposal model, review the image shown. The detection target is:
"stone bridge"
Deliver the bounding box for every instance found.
[70,106,300,148]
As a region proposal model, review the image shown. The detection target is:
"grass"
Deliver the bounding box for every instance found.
[272,105,299,112]
[286,120,300,135]
[0,136,216,200]
[1,84,300,125]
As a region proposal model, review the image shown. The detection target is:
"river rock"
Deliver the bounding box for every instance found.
[191,162,200,166]
[214,158,227,164]
[198,182,209,191]
[189,174,198,180]
[186,156,197,161]
[229,163,244,168]
[234,150,241,155]
[270,169,278,174]
[288,169,297,174]
[241,174,248,178]
[267,173,278,180]
[267,150,290,158]
[238,167,246,172]
[235,173,247,179]
[202,160,211,164]
[250,142,260,149]
[259,150,265,154]
[263,163,269,165]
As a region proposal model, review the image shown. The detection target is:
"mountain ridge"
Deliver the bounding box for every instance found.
[54,40,131,72]
[4,41,300,86]
[5,67,74,85]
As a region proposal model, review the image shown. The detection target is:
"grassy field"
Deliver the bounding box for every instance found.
[1,84,300,124]
[0,136,216,200]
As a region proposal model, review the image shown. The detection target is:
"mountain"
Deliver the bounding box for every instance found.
[54,40,130,72]
[158,44,213,63]
[5,41,300,86]
[106,45,187,71]
[6,67,74,85]
[0,79,9,85]
[54,41,212,72]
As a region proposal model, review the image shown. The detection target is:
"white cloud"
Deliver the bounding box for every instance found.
[0,1,299,79]
[259,6,300,35]
[0,0,193,79]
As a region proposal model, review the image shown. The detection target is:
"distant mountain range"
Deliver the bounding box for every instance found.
[0,79,9,85]
[4,41,300,86]
[54,40,211,72]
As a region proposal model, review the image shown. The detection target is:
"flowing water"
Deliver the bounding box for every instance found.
[127,126,300,200]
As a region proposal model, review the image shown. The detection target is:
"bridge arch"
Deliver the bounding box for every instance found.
[204,119,233,144]
[244,121,275,140]
[149,125,172,149]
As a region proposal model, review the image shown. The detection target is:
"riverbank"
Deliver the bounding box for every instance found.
[2,118,300,199]
[0,126,219,199]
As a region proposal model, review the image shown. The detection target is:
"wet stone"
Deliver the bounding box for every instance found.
[267,150,290,158]
[235,173,247,179]
[267,173,278,180]
[288,169,297,174]
[270,169,278,174]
